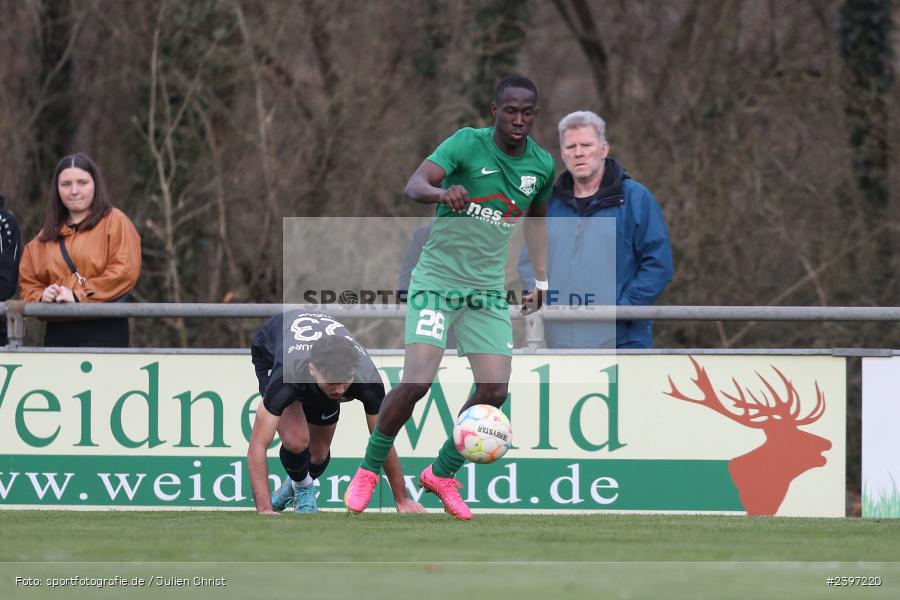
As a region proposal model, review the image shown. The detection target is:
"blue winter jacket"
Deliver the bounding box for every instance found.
[518,158,674,348]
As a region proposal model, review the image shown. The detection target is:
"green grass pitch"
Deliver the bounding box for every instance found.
[1,511,899,599]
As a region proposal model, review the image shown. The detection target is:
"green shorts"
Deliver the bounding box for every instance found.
[404,287,512,356]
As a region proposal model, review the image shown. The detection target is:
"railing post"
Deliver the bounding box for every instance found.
[525,312,544,349]
[6,300,25,349]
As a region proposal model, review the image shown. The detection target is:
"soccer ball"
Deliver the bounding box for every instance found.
[453,404,512,464]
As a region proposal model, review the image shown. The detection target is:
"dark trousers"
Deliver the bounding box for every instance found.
[44,318,130,348]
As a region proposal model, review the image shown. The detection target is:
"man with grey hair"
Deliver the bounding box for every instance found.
[519,110,673,348]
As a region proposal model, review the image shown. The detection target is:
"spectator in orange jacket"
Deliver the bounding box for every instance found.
[19,153,141,347]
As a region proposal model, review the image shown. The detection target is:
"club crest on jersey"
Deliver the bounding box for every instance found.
[519,175,537,196]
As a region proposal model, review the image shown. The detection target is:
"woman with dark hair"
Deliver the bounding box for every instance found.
[19,153,141,347]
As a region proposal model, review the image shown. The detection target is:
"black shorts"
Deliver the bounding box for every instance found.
[261,372,343,426]
[298,392,343,426]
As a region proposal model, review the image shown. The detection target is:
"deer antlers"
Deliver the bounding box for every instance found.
[665,357,825,428]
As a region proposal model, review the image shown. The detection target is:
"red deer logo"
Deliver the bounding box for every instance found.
[665,357,831,516]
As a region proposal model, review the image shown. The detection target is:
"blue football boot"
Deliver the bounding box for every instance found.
[293,483,318,513]
[271,478,293,512]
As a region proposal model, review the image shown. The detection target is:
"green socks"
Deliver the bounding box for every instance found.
[360,428,396,473]
[361,431,465,479]
[432,437,466,478]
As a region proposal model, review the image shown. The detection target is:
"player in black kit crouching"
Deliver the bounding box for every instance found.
[247,311,425,514]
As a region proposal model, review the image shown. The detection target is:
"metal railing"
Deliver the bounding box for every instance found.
[3,301,900,350]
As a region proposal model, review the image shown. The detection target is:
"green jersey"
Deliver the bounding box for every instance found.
[412,127,555,291]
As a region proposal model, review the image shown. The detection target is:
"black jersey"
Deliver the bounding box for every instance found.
[0,204,21,345]
[250,311,384,421]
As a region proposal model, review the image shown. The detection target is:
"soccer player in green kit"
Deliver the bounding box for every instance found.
[344,75,553,520]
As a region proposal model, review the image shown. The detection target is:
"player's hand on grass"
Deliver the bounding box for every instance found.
[441,185,470,212]
[520,288,545,316]
[256,508,282,516]
[395,497,427,514]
